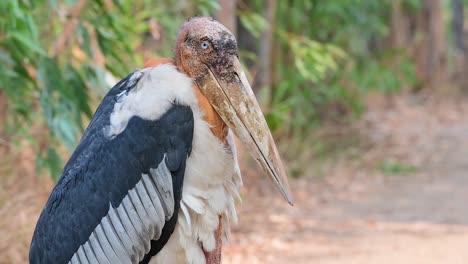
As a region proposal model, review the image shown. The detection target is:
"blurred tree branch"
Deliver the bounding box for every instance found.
[452,0,465,52]
[421,0,446,88]
[216,0,237,35]
[54,0,87,58]
[256,0,276,94]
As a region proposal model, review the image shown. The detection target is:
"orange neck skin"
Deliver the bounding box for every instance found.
[144,58,225,263]
[144,58,228,143]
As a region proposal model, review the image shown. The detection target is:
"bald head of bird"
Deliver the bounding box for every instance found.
[171,17,293,205]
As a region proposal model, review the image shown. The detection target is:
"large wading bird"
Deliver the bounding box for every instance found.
[30,17,293,264]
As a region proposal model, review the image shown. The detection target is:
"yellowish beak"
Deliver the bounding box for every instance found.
[195,57,294,205]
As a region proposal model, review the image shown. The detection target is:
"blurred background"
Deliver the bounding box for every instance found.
[2,0,468,263]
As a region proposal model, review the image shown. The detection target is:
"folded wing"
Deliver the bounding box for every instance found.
[29,70,194,264]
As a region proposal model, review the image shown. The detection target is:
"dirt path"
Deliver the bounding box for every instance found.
[224,95,468,264]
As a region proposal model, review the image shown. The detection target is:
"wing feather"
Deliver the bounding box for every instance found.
[94,225,123,264]
[110,204,138,257]
[101,216,132,262]
[77,247,88,263]
[150,161,175,218]
[135,180,158,236]
[128,188,152,237]
[119,196,146,261]
[70,254,79,264]
[141,174,166,239]
[83,241,98,264]
[29,69,194,264]
[88,231,112,264]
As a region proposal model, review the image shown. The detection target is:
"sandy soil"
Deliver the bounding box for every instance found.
[2,94,468,264]
[224,94,468,264]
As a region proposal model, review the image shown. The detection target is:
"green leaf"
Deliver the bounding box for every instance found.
[46,147,63,181]
[377,160,418,175]
[77,23,93,58]
[55,116,78,151]
[9,32,47,56]
[239,11,268,38]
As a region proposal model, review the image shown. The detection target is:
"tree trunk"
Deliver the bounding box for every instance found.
[236,1,260,91]
[255,0,276,95]
[451,0,468,91]
[391,0,407,48]
[411,0,447,89]
[216,0,237,35]
[236,12,257,69]
[452,0,465,52]
[423,0,447,88]
[0,90,8,154]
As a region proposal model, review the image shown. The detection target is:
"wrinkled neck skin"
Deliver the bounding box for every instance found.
[175,51,228,144]
[144,56,228,143]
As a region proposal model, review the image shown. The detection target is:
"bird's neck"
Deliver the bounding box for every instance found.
[192,84,228,143]
[144,58,226,263]
[176,63,226,264]
[143,57,228,143]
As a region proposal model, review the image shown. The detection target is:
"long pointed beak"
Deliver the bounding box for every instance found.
[194,57,294,205]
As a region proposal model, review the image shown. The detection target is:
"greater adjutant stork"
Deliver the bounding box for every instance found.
[30,17,293,264]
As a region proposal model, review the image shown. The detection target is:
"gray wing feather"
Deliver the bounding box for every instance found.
[141,174,166,239]
[117,200,144,260]
[77,247,88,263]
[94,225,123,264]
[83,242,98,263]
[70,254,80,264]
[150,160,174,219]
[128,187,153,238]
[69,159,176,264]
[88,232,112,264]
[134,180,158,237]
[100,217,132,262]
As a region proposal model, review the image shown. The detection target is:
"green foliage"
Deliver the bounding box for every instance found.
[377,160,418,175]
[238,11,267,38]
[1,0,422,179]
[239,0,417,138]
[0,0,218,179]
[1,0,133,178]
[402,0,422,12]
[193,0,220,16]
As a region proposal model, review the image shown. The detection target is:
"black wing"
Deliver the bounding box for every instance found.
[29,72,194,264]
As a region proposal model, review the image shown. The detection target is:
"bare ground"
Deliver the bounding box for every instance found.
[224,94,468,264]
[2,93,468,263]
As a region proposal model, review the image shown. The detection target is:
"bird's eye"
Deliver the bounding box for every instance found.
[200,41,210,50]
